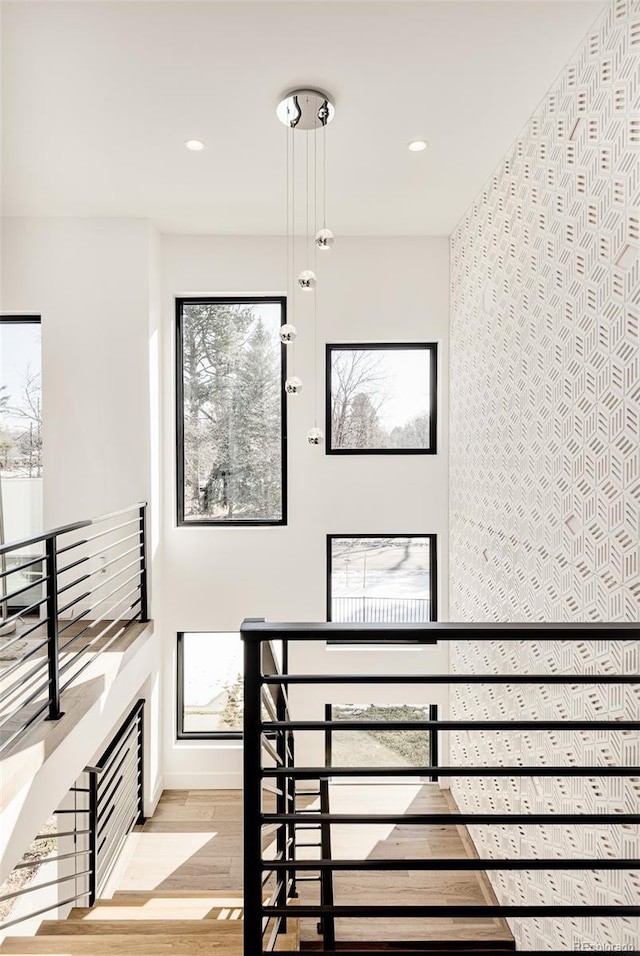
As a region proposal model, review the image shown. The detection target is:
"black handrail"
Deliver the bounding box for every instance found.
[0,503,147,556]
[0,503,149,755]
[242,619,640,956]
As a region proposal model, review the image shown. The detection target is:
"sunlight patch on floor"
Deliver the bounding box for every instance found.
[82,896,243,921]
[115,832,217,891]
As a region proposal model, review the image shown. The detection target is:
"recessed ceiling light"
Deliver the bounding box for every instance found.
[185,139,205,151]
[408,140,428,152]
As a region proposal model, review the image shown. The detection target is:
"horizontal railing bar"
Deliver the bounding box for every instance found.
[97,759,139,822]
[97,734,138,799]
[0,868,92,902]
[262,674,640,685]
[263,812,640,825]
[264,858,640,871]
[0,893,90,932]
[55,517,141,557]
[54,808,91,814]
[57,604,94,637]
[0,554,45,580]
[58,600,141,693]
[241,620,639,639]
[12,849,90,870]
[32,829,90,840]
[58,551,140,599]
[0,575,48,605]
[0,594,49,628]
[263,719,640,731]
[265,766,639,778]
[93,698,144,772]
[0,503,144,557]
[0,674,53,729]
[57,534,141,576]
[3,614,49,643]
[262,903,639,918]
[57,586,93,615]
[57,563,141,619]
[0,637,50,691]
[58,586,142,673]
[0,695,51,753]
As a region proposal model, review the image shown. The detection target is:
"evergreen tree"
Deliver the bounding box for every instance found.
[234,318,281,518]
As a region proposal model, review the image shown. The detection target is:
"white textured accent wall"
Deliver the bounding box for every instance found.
[449,0,640,950]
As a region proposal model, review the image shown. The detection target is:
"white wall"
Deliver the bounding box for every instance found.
[160,235,450,787]
[1,218,152,527]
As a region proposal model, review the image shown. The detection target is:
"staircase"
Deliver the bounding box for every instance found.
[0,891,300,954]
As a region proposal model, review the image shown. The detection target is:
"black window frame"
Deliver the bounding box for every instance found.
[325,342,438,455]
[176,631,243,741]
[0,314,43,614]
[175,295,288,527]
[326,533,438,643]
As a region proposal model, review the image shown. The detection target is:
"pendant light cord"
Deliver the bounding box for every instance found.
[314,126,319,429]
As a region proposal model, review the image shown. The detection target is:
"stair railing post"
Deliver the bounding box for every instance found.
[45,535,64,721]
[138,504,149,623]
[243,624,264,956]
[88,769,98,906]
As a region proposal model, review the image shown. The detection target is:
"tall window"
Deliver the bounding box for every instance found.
[0,317,43,612]
[177,632,243,739]
[176,297,287,525]
[327,534,437,627]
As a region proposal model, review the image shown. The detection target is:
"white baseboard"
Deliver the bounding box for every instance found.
[163,771,242,790]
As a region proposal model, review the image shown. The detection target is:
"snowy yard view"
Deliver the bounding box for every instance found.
[330,536,433,622]
[180,301,283,523]
[182,632,243,733]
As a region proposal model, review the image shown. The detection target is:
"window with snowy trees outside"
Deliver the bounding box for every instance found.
[176,297,286,525]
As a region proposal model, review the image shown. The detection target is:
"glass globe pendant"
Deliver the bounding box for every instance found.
[307,427,324,445]
[298,270,317,291]
[285,376,303,395]
[279,324,297,344]
[315,228,334,251]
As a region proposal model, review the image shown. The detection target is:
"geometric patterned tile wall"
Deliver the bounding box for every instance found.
[449,640,639,951]
[449,0,640,949]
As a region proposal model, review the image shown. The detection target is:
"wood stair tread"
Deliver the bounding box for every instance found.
[38,919,244,936]
[0,935,244,954]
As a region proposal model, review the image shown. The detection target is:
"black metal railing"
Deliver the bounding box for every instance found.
[0,700,145,933]
[332,596,431,623]
[242,619,640,956]
[89,698,145,904]
[0,813,91,933]
[0,503,148,755]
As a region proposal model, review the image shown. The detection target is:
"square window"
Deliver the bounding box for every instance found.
[326,343,437,454]
[327,535,437,635]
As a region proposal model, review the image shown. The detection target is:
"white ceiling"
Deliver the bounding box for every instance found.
[1,1,605,235]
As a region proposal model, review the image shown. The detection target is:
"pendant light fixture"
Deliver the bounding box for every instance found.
[277,88,335,445]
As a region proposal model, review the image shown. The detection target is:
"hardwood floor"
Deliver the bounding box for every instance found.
[0,786,514,954]
[116,785,513,949]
